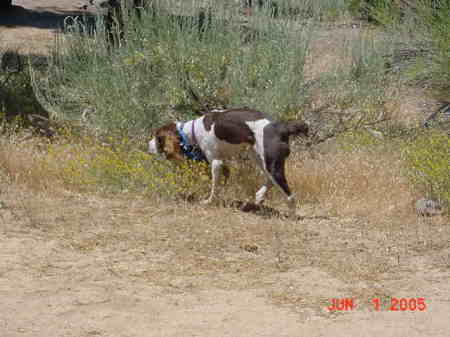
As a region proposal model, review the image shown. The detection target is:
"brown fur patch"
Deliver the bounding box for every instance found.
[202,108,268,131]
[214,120,256,144]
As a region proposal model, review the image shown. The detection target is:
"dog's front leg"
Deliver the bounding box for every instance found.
[202,159,223,204]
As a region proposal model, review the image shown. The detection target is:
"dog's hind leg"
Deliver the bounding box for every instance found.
[222,165,231,185]
[255,178,273,205]
[248,150,273,205]
[203,159,223,204]
[265,155,296,217]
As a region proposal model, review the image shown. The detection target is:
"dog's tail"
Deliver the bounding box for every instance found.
[276,121,309,138]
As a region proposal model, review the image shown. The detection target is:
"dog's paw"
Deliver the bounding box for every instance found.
[201,198,213,205]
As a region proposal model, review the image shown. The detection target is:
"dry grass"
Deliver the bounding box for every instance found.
[0,128,430,222]
[289,147,416,220]
[0,131,57,192]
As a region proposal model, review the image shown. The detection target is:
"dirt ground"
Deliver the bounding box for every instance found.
[1,181,449,337]
[1,1,450,337]
[0,0,96,54]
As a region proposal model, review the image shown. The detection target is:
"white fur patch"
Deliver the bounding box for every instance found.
[245,119,271,170]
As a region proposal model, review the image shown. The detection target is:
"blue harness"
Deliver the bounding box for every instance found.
[176,122,207,162]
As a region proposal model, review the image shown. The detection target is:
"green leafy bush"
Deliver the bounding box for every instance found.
[403,130,450,208]
[346,0,402,22]
[406,0,450,94]
[35,1,313,139]
[350,0,450,94]
[33,0,406,142]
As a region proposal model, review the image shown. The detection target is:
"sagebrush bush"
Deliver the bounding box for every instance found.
[362,0,450,94]
[408,0,450,94]
[339,30,394,114]
[346,0,402,22]
[403,130,450,208]
[34,0,316,138]
[261,0,348,20]
[27,0,411,144]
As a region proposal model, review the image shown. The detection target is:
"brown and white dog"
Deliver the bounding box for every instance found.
[148,108,308,216]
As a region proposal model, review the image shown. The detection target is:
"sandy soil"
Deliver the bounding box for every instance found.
[1,182,449,337]
[1,1,450,336]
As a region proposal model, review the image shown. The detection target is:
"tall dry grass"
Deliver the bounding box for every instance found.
[288,148,416,220]
[0,132,56,192]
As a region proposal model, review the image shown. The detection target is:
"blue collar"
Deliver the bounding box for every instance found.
[177,122,207,162]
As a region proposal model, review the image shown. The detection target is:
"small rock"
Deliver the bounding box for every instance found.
[415,198,443,216]
[366,128,384,140]
[241,243,258,253]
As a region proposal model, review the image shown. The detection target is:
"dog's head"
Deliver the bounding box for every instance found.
[148,123,185,161]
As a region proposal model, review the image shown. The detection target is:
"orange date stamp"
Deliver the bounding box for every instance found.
[327,297,427,312]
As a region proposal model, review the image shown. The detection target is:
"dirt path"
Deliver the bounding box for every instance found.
[0,0,94,54]
[1,2,450,336]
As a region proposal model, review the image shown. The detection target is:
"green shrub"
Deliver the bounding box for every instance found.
[407,0,450,94]
[34,1,314,138]
[403,130,450,208]
[34,0,406,141]
[307,30,395,137]
[358,0,450,94]
[346,0,401,22]
[1,50,48,128]
[275,0,348,20]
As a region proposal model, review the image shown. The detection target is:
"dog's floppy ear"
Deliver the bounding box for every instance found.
[149,123,172,155]
[154,134,163,153]
[152,123,185,161]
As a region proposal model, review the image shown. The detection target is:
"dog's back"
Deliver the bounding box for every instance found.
[202,108,307,160]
